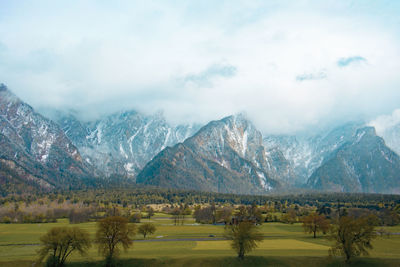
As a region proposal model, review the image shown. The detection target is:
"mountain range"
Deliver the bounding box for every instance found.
[1,83,399,195]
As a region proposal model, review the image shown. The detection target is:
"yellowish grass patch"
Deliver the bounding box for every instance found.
[194,239,329,251]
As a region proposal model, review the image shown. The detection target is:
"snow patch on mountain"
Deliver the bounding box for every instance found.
[55,110,201,178]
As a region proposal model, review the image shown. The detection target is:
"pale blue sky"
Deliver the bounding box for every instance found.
[0,0,400,133]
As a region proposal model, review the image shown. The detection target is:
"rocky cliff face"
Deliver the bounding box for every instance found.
[136,115,283,194]
[263,122,363,185]
[307,127,400,194]
[0,132,54,194]
[0,84,94,192]
[136,114,400,194]
[55,110,200,178]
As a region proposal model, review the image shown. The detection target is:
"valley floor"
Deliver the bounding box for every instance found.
[0,214,399,266]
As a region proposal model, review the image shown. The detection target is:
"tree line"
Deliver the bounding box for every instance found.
[2,187,399,208]
[38,215,158,267]
[1,190,399,228]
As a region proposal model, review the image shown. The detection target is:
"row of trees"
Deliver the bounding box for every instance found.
[191,202,400,228]
[37,208,383,265]
[226,214,377,263]
[38,216,157,267]
[3,188,399,209]
[192,203,263,225]
[2,189,399,227]
[0,201,159,224]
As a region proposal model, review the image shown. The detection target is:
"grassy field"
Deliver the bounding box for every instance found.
[0,215,399,266]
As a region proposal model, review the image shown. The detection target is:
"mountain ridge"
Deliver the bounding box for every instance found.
[0,84,96,193]
[307,127,400,194]
[1,83,400,195]
[53,109,201,179]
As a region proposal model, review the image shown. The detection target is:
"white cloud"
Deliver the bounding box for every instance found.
[0,1,399,134]
[369,109,400,135]
[369,109,400,155]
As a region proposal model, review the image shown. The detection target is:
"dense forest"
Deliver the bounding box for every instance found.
[2,186,400,207]
[0,186,399,225]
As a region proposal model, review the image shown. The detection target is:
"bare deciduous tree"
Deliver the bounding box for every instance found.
[329,216,377,262]
[95,216,136,266]
[37,226,91,267]
[224,221,263,260]
[302,213,330,238]
[138,223,156,239]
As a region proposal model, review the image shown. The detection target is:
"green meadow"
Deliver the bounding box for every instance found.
[0,214,399,266]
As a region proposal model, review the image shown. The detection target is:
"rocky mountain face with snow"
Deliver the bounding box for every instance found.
[307,127,400,194]
[263,122,363,185]
[54,111,200,179]
[139,117,400,194]
[0,84,94,193]
[1,83,399,195]
[137,115,291,194]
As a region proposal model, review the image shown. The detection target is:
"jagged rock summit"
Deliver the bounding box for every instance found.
[136,114,290,194]
[54,110,200,179]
